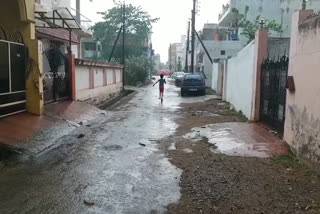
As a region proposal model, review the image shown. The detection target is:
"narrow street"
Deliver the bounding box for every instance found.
[0,80,319,214]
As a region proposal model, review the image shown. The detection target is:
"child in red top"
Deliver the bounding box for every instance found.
[153,74,166,102]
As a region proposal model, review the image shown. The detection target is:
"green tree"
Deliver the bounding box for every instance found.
[125,56,150,85]
[92,4,158,61]
[233,6,283,43]
[92,4,158,85]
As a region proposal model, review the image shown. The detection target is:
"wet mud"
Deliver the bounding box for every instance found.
[163,99,320,214]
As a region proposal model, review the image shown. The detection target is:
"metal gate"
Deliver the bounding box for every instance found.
[0,39,27,118]
[43,48,69,104]
[260,56,288,134]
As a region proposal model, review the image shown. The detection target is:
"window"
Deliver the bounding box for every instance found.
[184,74,202,80]
[221,50,226,55]
[10,44,26,92]
[84,42,96,51]
[0,41,9,93]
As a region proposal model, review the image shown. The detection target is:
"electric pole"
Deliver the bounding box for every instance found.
[76,0,81,24]
[191,0,196,73]
[122,1,126,90]
[169,44,172,72]
[185,21,190,73]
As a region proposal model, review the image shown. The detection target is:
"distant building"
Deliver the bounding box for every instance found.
[218,0,320,45]
[194,23,241,88]
[168,43,183,72]
[153,54,161,72]
[82,38,102,60]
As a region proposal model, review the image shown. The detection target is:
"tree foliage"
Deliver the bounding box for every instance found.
[92,4,158,61]
[233,6,283,43]
[125,56,150,85]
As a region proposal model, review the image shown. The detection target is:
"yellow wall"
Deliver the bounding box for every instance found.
[0,0,43,115]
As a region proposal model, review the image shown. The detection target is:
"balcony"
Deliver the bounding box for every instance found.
[218,0,238,27]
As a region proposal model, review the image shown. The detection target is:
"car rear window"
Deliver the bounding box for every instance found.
[184,75,202,80]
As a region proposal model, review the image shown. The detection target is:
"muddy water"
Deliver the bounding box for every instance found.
[183,123,289,158]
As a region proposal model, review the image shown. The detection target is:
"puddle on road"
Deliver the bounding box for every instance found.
[184,125,269,158]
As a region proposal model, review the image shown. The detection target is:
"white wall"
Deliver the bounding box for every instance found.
[116,70,121,83]
[225,41,255,119]
[94,68,104,87]
[76,66,90,90]
[211,63,219,91]
[75,64,123,105]
[107,69,114,85]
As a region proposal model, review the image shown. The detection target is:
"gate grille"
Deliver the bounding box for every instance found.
[260,56,288,134]
[43,48,69,104]
[0,40,27,118]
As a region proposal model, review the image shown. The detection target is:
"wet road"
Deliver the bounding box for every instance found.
[0,80,213,214]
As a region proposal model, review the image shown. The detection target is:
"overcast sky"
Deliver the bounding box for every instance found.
[72,0,228,62]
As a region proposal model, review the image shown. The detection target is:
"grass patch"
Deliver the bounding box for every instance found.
[274,154,299,166]
[201,136,218,150]
[274,154,320,178]
[221,108,248,122]
[201,136,209,144]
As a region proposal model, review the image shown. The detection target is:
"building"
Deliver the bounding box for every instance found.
[153,54,161,72]
[0,0,43,117]
[82,38,102,60]
[35,0,94,104]
[218,0,320,45]
[195,23,241,88]
[284,10,320,166]
[168,43,183,72]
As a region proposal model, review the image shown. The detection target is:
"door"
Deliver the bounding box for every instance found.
[43,48,69,104]
[0,40,27,118]
[260,56,288,134]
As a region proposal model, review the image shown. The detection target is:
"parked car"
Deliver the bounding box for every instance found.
[181,73,206,96]
[171,72,177,79]
[175,72,186,87]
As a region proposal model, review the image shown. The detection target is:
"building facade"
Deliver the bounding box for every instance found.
[168,43,183,72]
[0,0,43,117]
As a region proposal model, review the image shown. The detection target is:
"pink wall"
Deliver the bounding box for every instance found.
[74,59,123,105]
[284,10,320,165]
[251,29,268,121]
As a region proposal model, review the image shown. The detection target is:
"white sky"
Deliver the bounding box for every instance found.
[72,0,229,62]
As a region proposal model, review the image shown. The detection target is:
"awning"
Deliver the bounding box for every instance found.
[36,28,79,44]
[35,7,81,30]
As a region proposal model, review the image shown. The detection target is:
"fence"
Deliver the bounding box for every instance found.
[75,59,123,105]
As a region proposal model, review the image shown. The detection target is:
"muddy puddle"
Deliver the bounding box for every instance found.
[184,123,274,158]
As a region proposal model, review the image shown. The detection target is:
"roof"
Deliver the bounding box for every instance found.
[36,28,79,44]
[35,8,81,30]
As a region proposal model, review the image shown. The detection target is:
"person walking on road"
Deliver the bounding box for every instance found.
[153,74,166,102]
